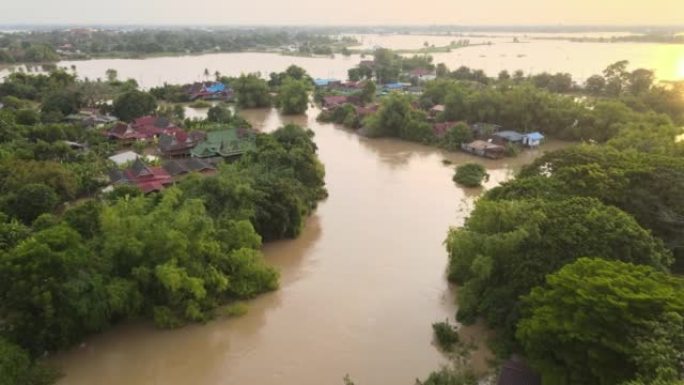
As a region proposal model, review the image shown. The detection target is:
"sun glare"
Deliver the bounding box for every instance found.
[678,56,684,79]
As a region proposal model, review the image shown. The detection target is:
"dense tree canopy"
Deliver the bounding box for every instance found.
[517,258,684,385]
[112,90,157,122]
[278,78,310,115]
[447,197,671,344]
[495,145,684,270]
[233,74,272,109]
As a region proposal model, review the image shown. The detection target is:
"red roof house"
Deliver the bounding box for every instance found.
[110,159,174,193]
[106,116,181,142]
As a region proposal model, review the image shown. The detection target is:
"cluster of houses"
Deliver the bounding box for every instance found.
[183,81,233,101]
[103,115,255,193]
[447,121,544,159]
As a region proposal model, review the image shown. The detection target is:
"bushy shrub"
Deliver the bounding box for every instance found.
[453,163,489,187]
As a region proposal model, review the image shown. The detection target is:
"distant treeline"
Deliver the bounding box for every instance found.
[536,33,684,44]
[0,28,357,63]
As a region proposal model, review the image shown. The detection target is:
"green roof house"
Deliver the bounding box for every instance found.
[190,127,256,158]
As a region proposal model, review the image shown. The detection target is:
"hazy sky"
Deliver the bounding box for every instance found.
[2,0,683,26]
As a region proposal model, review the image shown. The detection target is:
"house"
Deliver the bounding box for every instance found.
[383,82,411,91]
[493,130,525,145]
[109,159,173,193]
[313,78,342,88]
[108,151,140,166]
[322,95,349,109]
[65,109,117,128]
[471,123,502,138]
[409,68,437,82]
[190,128,256,158]
[163,158,216,177]
[497,357,541,385]
[461,140,506,159]
[430,104,445,116]
[158,130,206,157]
[522,132,544,148]
[105,116,180,142]
[186,82,233,101]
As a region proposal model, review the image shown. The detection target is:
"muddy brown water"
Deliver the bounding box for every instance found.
[50,107,570,385]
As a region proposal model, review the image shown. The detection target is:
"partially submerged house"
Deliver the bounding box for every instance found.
[108,158,173,193]
[493,130,525,145]
[522,132,544,147]
[409,68,436,82]
[158,130,207,157]
[461,140,506,159]
[190,128,256,158]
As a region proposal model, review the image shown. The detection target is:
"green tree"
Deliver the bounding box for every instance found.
[207,104,232,123]
[603,60,630,97]
[453,163,488,187]
[233,74,271,108]
[365,93,426,139]
[443,88,468,121]
[441,123,473,151]
[585,75,606,96]
[41,89,82,116]
[0,337,57,385]
[517,258,684,385]
[105,68,118,83]
[278,78,310,115]
[436,63,449,78]
[373,48,401,84]
[112,90,157,122]
[4,183,59,224]
[514,145,684,268]
[628,68,655,96]
[359,81,376,105]
[0,225,111,354]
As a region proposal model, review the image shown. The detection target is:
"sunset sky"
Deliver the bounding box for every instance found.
[2,0,683,25]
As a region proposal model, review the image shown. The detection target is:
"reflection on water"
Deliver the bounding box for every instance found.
[51,108,570,385]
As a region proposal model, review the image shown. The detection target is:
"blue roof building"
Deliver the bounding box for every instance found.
[494,130,525,143]
[523,132,545,147]
[313,78,340,87]
[206,82,227,93]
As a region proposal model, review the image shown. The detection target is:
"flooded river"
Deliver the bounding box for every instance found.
[50,107,569,385]
[2,33,683,87]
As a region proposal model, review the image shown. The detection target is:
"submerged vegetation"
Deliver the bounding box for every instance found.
[452,163,488,187]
